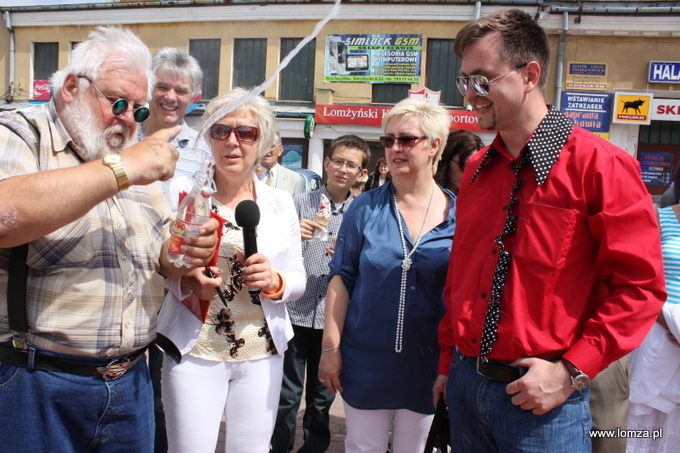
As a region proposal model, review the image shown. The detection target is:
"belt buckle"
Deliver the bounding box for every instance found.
[11,332,28,350]
[476,356,489,379]
[97,352,141,381]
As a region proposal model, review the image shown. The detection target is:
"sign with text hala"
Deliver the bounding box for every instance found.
[561,91,612,132]
[648,61,680,83]
[324,34,422,84]
[315,105,485,131]
[640,152,674,186]
[612,92,654,125]
[565,62,607,91]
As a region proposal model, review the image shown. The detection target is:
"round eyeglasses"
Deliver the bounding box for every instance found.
[210,124,259,142]
[456,63,528,97]
[77,75,150,122]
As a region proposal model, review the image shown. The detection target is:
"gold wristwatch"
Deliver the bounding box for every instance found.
[102,154,130,191]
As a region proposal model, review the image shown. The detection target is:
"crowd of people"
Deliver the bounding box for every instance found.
[0,9,678,453]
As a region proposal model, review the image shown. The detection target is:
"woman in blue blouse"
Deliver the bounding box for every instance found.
[318,98,455,453]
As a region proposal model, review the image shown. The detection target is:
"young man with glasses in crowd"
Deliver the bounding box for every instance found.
[271,135,370,453]
[256,131,306,196]
[0,27,218,452]
[434,9,665,452]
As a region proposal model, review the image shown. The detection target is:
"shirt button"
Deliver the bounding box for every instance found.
[492,249,498,254]
[481,293,487,298]
[411,286,416,290]
[502,205,508,210]
[471,338,477,343]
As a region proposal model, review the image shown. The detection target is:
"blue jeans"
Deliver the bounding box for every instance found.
[271,325,336,453]
[0,345,154,453]
[446,349,591,453]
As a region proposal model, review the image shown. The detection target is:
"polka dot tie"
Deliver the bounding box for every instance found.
[476,107,573,362]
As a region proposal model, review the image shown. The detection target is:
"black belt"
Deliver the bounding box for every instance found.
[0,346,147,381]
[464,355,525,383]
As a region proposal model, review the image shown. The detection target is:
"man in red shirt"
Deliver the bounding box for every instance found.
[434,9,666,452]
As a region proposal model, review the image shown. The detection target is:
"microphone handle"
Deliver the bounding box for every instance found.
[242,226,260,297]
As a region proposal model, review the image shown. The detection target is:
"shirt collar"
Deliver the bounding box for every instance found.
[320,184,353,213]
[471,107,574,186]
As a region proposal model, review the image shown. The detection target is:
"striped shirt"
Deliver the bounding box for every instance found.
[660,207,680,305]
[0,102,173,358]
[290,186,354,329]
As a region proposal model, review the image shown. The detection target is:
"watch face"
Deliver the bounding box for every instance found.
[572,374,590,391]
[104,154,123,164]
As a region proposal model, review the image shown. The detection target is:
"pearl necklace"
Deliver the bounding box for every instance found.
[393,184,435,353]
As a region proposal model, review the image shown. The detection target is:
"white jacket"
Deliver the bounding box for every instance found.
[158,176,306,357]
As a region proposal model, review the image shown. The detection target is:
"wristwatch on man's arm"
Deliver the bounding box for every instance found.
[102,154,130,192]
[562,359,590,391]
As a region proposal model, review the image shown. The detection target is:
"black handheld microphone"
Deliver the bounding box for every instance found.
[235,200,261,300]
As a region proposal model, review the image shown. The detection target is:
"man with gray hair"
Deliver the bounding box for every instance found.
[0,27,218,452]
[256,131,306,196]
[140,47,212,453]
[141,47,211,195]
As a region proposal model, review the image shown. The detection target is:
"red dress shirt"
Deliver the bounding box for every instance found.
[438,109,666,379]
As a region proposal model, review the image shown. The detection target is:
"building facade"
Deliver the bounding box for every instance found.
[0,0,678,198]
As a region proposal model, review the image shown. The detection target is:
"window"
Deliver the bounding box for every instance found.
[640,120,680,145]
[279,38,316,102]
[33,42,58,81]
[426,38,463,107]
[189,39,221,100]
[372,84,409,104]
[233,38,267,90]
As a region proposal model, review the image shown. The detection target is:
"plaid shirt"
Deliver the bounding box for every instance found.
[290,186,354,329]
[0,102,172,358]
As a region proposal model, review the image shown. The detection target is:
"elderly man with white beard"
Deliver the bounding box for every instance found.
[0,26,218,452]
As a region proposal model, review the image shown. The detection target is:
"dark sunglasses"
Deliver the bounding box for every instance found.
[456,63,528,97]
[379,135,427,149]
[210,124,259,142]
[77,75,150,122]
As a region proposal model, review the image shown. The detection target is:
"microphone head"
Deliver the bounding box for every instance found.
[235,200,260,227]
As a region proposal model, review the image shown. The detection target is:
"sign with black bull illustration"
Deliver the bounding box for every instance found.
[613,92,654,125]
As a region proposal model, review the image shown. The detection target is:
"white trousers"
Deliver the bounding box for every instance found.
[162,353,284,453]
[343,401,435,453]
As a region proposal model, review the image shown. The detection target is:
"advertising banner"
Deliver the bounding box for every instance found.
[648,61,680,84]
[282,144,303,169]
[33,80,51,100]
[315,104,485,131]
[640,152,674,186]
[561,91,612,132]
[612,92,653,125]
[565,62,608,91]
[324,34,422,83]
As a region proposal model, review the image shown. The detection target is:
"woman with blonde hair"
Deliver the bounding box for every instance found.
[319,98,456,453]
[158,88,306,453]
